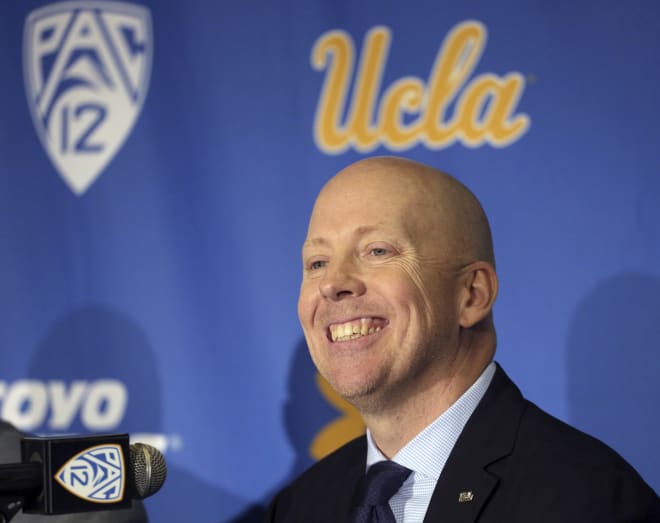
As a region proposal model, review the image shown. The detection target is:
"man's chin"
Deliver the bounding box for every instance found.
[329,376,387,412]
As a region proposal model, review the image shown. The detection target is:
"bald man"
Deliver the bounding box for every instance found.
[267,157,658,522]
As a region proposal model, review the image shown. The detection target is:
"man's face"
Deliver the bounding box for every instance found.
[298,167,463,410]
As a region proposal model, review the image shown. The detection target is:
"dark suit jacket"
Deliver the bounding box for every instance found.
[268,364,659,522]
[0,421,148,523]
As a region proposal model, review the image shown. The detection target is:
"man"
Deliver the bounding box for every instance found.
[0,420,147,522]
[268,157,658,522]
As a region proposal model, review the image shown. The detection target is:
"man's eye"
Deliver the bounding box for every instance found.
[309,260,327,270]
[370,247,389,256]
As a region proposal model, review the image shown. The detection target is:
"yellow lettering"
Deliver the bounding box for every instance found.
[380,77,424,149]
[455,73,531,146]
[349,27,389,150]
[311,21,530,154]
[423,21,485,147]
[482,73,530,146]
[456,75,499,145]
[310,373,365,460]
[311,30,354,152]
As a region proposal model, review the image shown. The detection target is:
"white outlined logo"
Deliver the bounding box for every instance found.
[23,1,152,195]
[55,444,126,502]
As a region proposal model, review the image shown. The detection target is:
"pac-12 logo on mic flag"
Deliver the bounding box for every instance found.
[54,443,126,502]
[23,1,153,195]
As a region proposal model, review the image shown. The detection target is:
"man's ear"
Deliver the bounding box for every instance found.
[458,261,498,328]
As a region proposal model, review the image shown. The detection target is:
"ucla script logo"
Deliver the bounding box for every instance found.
[55,444,126,502]
[311,21,530,154]
[23,1,152,195]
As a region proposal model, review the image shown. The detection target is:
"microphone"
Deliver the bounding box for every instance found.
[129,442,167,499]
[0,434,166,522]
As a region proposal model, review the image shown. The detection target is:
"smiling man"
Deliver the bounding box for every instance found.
[268,157,658,522]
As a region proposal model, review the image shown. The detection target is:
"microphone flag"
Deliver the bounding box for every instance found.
[21,433,132,515]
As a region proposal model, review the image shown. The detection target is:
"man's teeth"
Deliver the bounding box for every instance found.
[329,318,384,342]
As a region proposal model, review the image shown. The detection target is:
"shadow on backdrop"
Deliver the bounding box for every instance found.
[28,306,248,522]
[566,273,660,492]
[230,338,342,523]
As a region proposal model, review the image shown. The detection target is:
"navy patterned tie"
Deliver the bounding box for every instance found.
[349,460,412,523]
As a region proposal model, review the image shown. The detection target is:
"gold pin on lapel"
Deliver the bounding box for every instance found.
[458,491,474,503]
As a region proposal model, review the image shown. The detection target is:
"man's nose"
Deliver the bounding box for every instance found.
[319,258,366,300]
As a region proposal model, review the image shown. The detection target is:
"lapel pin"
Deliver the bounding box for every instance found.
[458,491,474,503]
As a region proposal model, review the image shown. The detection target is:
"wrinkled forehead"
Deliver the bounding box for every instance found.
[305,158,494,266]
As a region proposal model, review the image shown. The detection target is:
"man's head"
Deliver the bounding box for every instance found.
[298,157,498,415]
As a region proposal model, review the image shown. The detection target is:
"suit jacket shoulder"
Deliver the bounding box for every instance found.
[267,435,366,523]
[267,365,659,522]
[426,364,659,522]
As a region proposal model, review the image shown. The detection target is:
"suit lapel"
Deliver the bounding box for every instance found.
[339,438,369,520]
[325,436,367,522]
[423,364,525,522]
[423,465,498,522]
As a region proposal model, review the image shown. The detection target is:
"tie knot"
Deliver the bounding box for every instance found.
[358,461,412,507]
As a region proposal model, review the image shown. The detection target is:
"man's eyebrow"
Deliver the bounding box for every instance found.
[302,237,329,250]
[354,225,381,237]
[302,226,387,251]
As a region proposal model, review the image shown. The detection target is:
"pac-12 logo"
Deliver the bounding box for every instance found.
[55,444,126,502]
[23,1,152,195]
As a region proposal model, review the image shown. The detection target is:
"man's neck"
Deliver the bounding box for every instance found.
[363,353,492,458]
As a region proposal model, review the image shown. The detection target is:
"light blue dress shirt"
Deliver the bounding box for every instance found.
[365,362,496,522]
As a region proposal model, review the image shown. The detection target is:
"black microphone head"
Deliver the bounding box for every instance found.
[129,442,167,499]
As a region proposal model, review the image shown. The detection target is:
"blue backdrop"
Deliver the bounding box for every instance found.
[1,1,658,521]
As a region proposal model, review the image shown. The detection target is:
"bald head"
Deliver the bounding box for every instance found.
[311,156,495,268]
[299,156,498,423]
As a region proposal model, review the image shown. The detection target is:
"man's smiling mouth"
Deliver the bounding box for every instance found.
[328,317,388,342]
